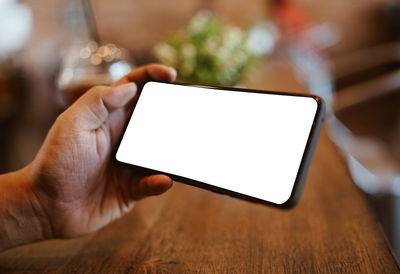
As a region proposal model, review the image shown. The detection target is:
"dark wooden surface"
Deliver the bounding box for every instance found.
[0,88,399,272]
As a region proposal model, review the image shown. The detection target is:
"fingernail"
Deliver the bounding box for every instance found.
[168,67,177,80]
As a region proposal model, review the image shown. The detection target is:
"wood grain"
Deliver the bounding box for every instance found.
[0,128,398,273]
[1,1,398,272]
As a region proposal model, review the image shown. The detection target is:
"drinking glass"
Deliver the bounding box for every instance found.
[57,41,133,107]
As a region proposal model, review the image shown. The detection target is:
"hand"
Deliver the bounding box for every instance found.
[22,64,176,241]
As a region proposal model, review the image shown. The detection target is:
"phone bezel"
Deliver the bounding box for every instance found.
[114,81,325,209]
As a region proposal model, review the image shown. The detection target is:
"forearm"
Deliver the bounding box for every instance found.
[0,165,49,252]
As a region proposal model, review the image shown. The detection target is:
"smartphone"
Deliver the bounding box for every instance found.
[115,82,325,208]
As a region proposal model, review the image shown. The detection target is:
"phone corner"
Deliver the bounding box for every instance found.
[313,95,326,112]
[142,81,156,89]
[278,195,300,209]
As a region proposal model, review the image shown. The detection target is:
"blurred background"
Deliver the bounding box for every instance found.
[1,0,399,259]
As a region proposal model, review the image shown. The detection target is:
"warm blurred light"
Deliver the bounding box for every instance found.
[97,46,109,57]
[90,53,102,65]
[79,47,91,59]
[87,41,98,52]
[110,48,122,59]
[80,42,126,63]
[103,54,113,62]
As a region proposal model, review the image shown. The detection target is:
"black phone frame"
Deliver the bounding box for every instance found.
[114,81,325,209]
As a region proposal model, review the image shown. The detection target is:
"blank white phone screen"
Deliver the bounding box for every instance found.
[116,82,318,204]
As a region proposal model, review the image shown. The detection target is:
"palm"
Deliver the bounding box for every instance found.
[30,64,176,239]
[31,111,127,237]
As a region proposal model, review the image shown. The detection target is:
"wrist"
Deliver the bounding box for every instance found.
[0,165,52,252]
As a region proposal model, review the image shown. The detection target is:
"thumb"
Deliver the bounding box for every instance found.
[65,83,137,131]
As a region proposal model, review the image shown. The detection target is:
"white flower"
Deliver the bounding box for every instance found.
[154,42,177,67]
[187,10,213,34]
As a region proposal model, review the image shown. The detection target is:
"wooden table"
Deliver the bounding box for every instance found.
[1,73,399,272]
[1,0,398,271]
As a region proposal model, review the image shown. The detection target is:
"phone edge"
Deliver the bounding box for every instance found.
[113,81,326,209]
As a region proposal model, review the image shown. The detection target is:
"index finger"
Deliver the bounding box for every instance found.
[113,63,177,89]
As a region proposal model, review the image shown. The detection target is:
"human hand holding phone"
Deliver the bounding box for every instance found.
[0,64,176,251]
